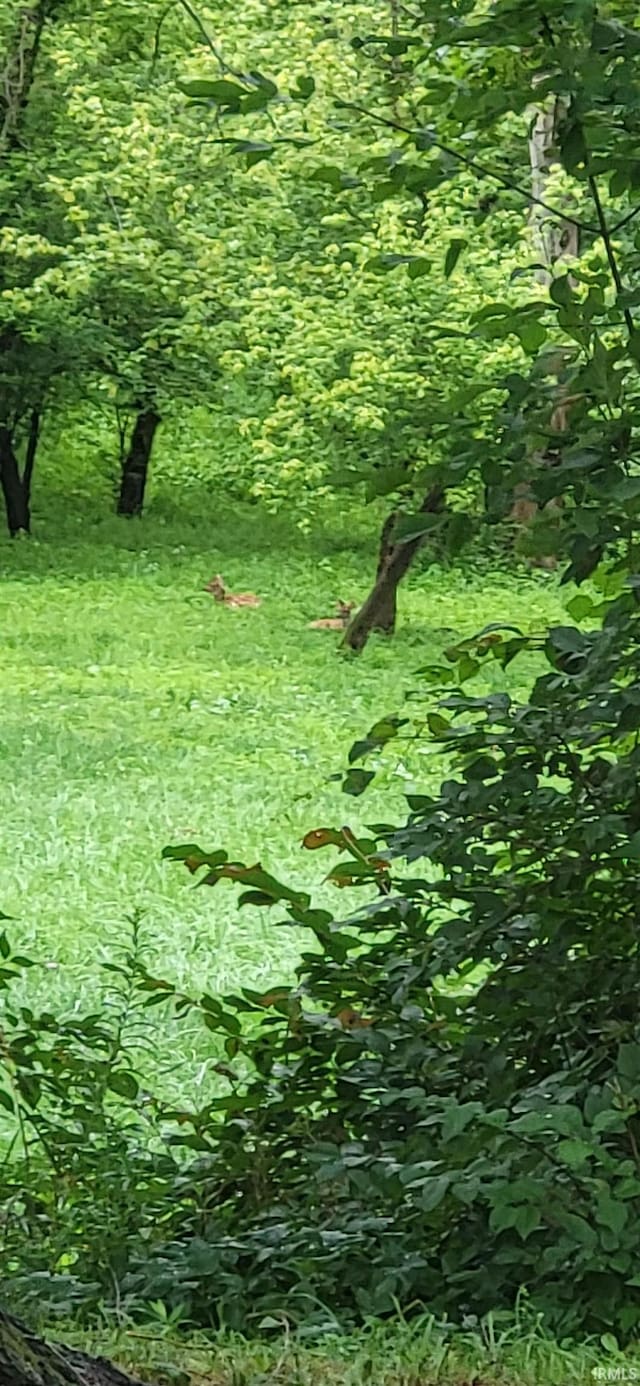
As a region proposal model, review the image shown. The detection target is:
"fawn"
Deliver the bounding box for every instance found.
[308,601,356,630]
[204,575,262,608]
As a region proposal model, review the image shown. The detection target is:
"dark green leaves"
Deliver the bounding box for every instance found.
[342,768,375,796]
[364,252,429,276]
[310,165,360,191]
[290,75,315,101]
[179,74,279,115]
[108,1069,139,1100]
[392,512,441,542]
[444,238,468,278]
[179,78,249,109]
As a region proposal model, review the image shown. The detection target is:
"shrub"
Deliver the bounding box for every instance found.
[4,589,640,1339]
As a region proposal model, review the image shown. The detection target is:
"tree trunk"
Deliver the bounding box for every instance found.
[117,409,160,517]
[0,426,30,535]
[528,98,579,282]
[23,408,41,503]
[343,485,445,654]
[370,509,401,634]
[508,97,578,561]
[0,1308,149,1386]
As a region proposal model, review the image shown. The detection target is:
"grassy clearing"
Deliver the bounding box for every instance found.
[69,1311,630,1386]
[2,501,563,1099]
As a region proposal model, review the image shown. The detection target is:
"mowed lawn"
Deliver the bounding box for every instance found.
[1,502,564,1092]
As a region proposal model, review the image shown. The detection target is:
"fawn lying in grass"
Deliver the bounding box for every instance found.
[308,601,355,630]
[204,575,262,608]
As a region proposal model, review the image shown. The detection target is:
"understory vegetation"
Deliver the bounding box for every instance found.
[3,0,640,1380]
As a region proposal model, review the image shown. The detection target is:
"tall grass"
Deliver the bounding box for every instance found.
[73,1307,634,1385]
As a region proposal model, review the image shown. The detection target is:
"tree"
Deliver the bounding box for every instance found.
[341,482,444,650]
[176,9,562,645]
[0,0,72,533]
[144,0,640,1339]
[3,0,640,1343]
[0,1309,146,1386]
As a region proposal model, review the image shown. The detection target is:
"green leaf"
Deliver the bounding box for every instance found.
[399,1160,442,1186]
[617,1042,640,1080]
[418,1174,451,1211]
[342,768,375,797]
[179,78,247,108]
[556,1138,593,1167]
[407,257,432,279]
[557,1212,598,1248]
[108,1070,139,1100]
[513,1205,541,1240]
[596,1192,628,1236]
[231,140,274,167]
[489,1201,518,1233]
[458,653,479,682]
[364,464,410,501]
[441,1101,483,1141]
[559,116,588,174]
[444,239,468,278]
[517,319,547,354]
[291,75,315,100]
[392,512,441,542]
[566,594,595,621]
[364,253,423,274]
[311,165,359,191]
[550,276,575,308]
[427,711,451,735]
[162,842,205,860]
[592,1109,627,1133]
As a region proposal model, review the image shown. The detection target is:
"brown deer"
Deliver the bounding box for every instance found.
[308,601,356,631]
[204,575,262,608]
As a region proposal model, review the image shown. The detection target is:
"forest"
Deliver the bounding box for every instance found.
[2,0,640,1382]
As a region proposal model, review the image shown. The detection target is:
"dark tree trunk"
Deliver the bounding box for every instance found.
[23,408,41,502]
[343,485,445,654]
[369,509,400,634]
[0,1308,149,1386]
[117,409,160,516]
[0,426,30,535]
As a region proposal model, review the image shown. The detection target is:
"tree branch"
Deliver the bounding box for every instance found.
[150,0,178,75]
[610,203,640,236]
[175,0,247,80]
[338,100,599,236]
[587,173,635,340]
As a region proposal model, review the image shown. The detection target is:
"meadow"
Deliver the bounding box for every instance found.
[1,499,564,1102]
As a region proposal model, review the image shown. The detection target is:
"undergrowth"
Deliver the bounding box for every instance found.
[67,1310,639,1386]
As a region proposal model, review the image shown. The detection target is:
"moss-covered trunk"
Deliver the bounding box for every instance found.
[0,1309,149,1386]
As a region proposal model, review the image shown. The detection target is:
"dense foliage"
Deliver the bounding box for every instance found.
[3,0,640,1356]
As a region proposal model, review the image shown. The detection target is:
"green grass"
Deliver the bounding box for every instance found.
[1,501,564,1099]
[69,1310,637,1385]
